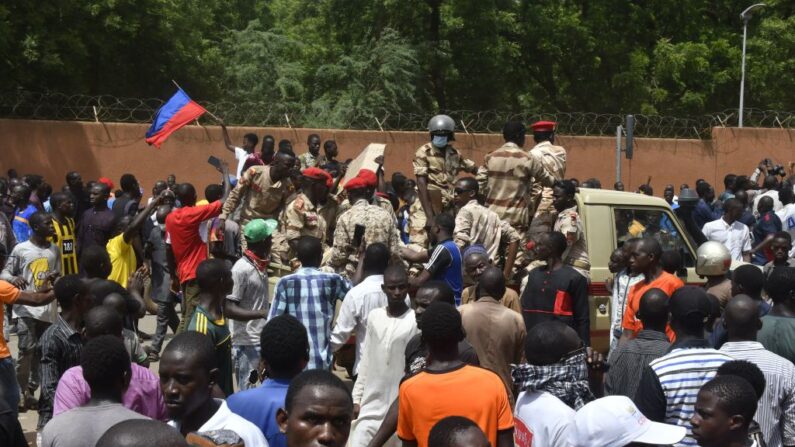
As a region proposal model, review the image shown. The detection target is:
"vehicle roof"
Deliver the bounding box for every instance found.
[576,188,671,208]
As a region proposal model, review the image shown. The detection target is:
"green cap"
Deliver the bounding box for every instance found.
[243,219,278,242]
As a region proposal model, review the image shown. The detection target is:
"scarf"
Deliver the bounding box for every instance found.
[511,350,594,410]
[244,249,269,272]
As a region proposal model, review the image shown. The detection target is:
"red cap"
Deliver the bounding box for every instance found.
[302,167,333,189]
[357,169,378,187]
[98,177,114,190]
[530,120,557,132]
[375,191,390,200]
[344,177,369,191]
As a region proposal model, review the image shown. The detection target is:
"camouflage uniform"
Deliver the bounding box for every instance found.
[453,200,520,264]
[413,143,476,211]
[527,140,567,238]
[401,197,428,276]
[329,199,403,278]
[220,165,290,224]
[554,205,590,279]
[273,193,327,262]
[298,152,320,170]
[338,196,396,226]
[476,142,535,229]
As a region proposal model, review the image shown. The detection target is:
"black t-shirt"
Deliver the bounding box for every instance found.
[521,265,590,345]
[403,333,479,376]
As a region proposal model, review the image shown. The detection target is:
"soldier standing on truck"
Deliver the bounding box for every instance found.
[413,115,477,228]
[551,180,591,280]
[525,121,567,239]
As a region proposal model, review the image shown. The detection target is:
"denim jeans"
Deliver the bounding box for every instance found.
[0,357,20,414]
[232,345,260,391]
[150,301,179,353]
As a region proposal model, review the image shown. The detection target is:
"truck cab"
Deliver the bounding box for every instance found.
[576,188,704,353]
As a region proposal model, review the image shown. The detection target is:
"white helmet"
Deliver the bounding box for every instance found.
[695,241,731,276]
[428,114,455,134]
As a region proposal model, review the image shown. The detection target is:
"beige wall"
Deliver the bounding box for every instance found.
[2,119,794,198]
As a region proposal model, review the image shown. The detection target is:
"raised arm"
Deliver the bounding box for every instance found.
[219,119,236,153]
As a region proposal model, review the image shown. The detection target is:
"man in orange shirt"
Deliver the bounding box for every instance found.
[397,301,514,447]
[0,244,57,413]
[619,237,684,344]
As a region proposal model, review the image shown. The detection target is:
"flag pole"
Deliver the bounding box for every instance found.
[172,79,221,123]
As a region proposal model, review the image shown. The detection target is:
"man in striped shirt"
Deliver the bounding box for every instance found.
[634,286,732,447]
[720,294,795,447]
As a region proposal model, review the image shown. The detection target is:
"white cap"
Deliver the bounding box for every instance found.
[568,396,686,447]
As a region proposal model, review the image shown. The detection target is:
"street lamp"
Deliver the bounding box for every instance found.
[738,3,766,128]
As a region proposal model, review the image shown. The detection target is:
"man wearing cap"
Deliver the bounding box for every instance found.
[634,287,732,446]
[414,114,477,224]
[522,120,567,238]
[218,151,296,234]
[226,219,275,391]
[568,395,686,447]
[272,168,331,263]
[337,169,396,224]
[329,177,401,278]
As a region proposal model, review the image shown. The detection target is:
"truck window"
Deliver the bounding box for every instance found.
[613,208,695,267]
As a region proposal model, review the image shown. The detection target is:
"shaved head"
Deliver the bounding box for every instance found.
[637,288,670,330]
[477,266,505,300]
[724,294,761,340]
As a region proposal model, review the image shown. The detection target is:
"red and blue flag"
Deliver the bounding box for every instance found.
[145,88,207,147]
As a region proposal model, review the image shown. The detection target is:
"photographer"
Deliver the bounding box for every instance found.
[750,159,785,215]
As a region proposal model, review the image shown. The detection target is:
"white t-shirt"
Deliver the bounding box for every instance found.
[234,146,250,179]
[169,400,268,447]
[701,218,752,262]
[513,391,573,447]
[777,203,795,257]
[753,189,783,217]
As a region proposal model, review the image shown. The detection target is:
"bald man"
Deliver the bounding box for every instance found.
[461,250,520,312]
[459,267,525,404]
[719,294,795,446]
[606,288,671,398]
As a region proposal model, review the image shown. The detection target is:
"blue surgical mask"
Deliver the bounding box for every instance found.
[432,135,448,148]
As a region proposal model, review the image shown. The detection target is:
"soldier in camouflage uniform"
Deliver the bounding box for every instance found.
[297,133,322,169]
[552,180,590,279]
[526,121,567,239]
[414,115,477,224]
[452,177,521,280]
[328,177,402,278]
[272,168,332,263]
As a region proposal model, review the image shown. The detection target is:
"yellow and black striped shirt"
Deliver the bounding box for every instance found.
[52,217,78,275]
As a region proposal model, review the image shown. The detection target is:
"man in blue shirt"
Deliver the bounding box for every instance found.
[407,213,463,305]
[693,182,722,229]
[753,196,782,265]
[10,184,37,243]
[227,314,309,447]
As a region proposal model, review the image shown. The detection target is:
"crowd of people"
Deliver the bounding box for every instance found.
[0,114,793,447]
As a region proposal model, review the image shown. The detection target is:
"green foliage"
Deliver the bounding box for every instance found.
[2,0,793,123]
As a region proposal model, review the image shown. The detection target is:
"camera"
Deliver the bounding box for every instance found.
[771,164,787,177]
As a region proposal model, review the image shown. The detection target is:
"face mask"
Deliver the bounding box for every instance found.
[432,135,448,148]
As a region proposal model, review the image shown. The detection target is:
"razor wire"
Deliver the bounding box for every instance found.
[2,90,795,139]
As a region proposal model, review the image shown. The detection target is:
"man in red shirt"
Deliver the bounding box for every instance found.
[0,244,57,413]
[166,164,230,333]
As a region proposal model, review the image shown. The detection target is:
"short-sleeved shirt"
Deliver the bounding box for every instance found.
[51,217,78,275]
[106,234,136,287]
[1,240,61,323]
[424,239,462,305]
[227,378,290,447]
[40,403,149,447]
[281,193,327,243]
[227,256,269,346]
[453,200,520,262]
[413,143,475,204]
[404,334,479,375]
[521,265,591,345]
[234,146,251,178]
[188,306,234,396]
[701,218,752,262]
[621,272,684,340]
[12,204,37,243]
[753,212,783,265]
[165,201,222,283]
[0,281,20,358]
[513,391,574,447]
[397,364,513,447]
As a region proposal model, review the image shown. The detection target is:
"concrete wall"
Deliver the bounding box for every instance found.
[2,119,794,198]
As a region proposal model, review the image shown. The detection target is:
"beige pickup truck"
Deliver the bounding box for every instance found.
[577,188,704,353]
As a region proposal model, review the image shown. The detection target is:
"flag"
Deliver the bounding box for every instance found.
[145,88,207,147]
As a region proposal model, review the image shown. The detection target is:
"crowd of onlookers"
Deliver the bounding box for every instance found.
[0,117,793,447]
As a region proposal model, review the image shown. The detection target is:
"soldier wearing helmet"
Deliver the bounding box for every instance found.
[696,241,733,309]
[413,115,477,228]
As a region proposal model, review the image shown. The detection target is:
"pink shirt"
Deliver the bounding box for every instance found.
[53,363,167,421]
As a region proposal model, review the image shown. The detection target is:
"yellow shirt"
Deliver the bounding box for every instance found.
[106,234,136,287]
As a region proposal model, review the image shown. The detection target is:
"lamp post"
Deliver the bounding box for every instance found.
[738,3,766,128]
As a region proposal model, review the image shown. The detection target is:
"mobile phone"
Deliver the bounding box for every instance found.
[352,224,366,248]
[207,155,222,169]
